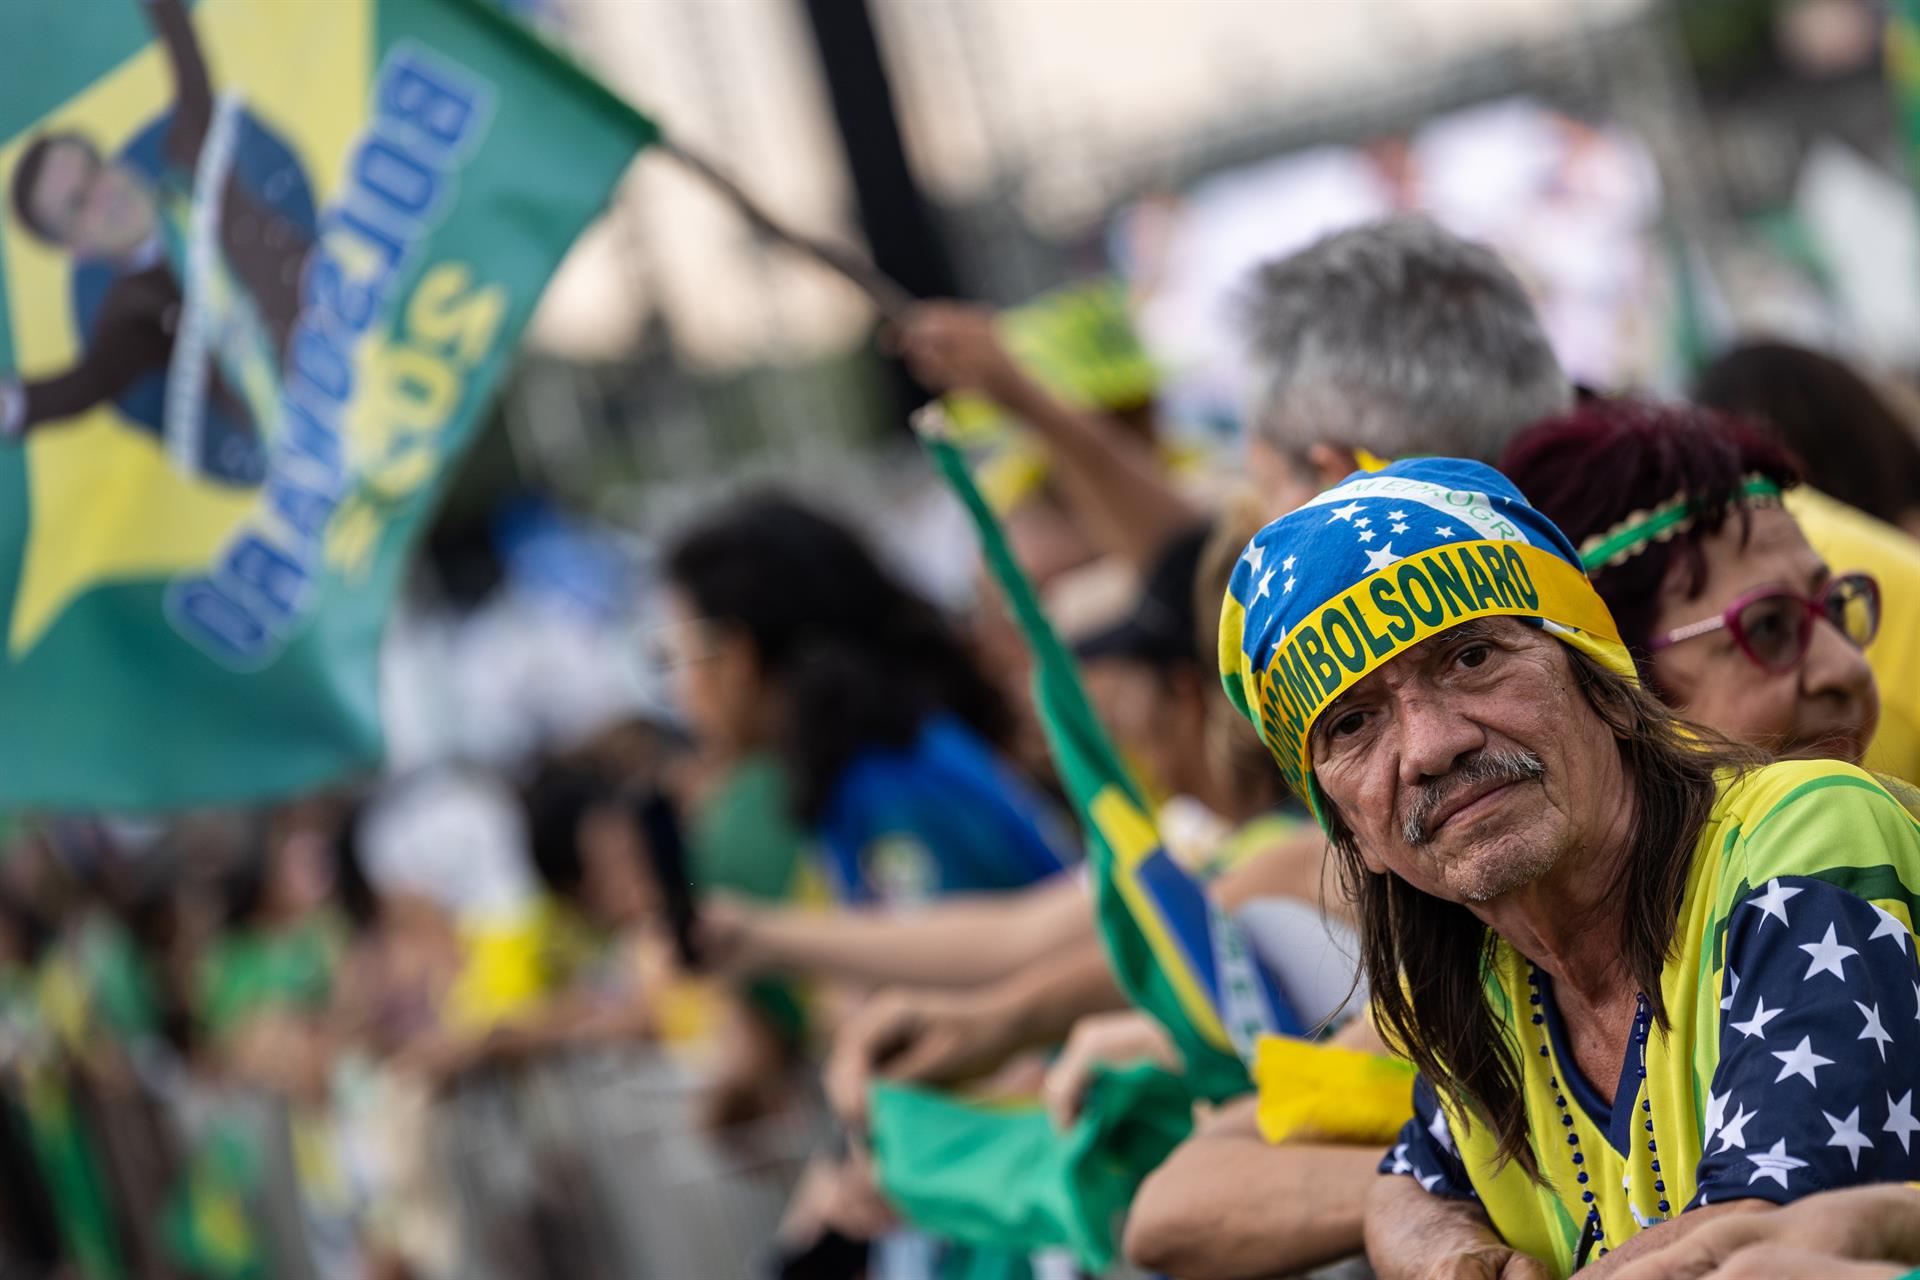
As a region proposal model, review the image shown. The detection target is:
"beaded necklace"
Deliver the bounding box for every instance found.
[1525,966,1668,1270]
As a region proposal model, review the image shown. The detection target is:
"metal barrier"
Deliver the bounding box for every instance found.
[437,1049,820,1280]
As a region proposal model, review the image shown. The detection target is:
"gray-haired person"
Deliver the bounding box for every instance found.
[1238,215,1571,512]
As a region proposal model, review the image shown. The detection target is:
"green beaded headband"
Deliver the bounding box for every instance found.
[1577,474,1783,573]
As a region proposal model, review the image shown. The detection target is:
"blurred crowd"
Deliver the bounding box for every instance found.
[11,212,1920,1280]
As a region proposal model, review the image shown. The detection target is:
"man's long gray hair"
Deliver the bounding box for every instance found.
[1239,217,1570,464]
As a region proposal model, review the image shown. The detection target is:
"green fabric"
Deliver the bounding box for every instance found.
[22,1073,124,1280]
[162,1121,264,1278]
[936,1244,1035,1280]
[1894,0,1920,185]
[923,428,1250,1099]
[196,915,342,1040]
[0,0,659,809]
[870,1062,1194,1273]
[689,753,810,1042]
[75,916,160,1042]
[690,754,807,900]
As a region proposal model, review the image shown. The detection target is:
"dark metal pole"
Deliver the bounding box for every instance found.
[799,0,960,304]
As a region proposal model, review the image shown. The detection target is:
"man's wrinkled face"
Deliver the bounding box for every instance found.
[1309,618,1624,905]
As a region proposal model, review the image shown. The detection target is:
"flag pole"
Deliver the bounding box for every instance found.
[656,136,917,321]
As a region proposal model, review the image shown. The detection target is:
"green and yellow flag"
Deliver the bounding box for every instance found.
[1892,0,1920,179]
[863,419,1301,1271]
[919,415,1299,1100]
[0,0,655,807]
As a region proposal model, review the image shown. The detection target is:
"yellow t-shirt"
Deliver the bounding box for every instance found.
[1788,488,1920,786]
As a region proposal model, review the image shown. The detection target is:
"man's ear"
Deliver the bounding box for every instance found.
[1306,443,1362,491]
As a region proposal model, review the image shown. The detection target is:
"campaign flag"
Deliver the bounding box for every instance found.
[919,415,1298,1101]
[1893,0,1920,183]
[0,0,656,807]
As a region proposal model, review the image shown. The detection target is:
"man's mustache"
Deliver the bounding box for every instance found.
[1402,750,1545,846]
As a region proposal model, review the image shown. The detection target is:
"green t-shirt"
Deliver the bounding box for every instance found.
[689,754,810,1041]
[690,754,807,900]
[195,914,344,1042]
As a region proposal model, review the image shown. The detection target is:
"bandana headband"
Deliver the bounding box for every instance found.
[1220,458,1637,826]
[1577,475,1783,573]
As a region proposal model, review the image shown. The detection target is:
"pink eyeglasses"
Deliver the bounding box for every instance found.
[1647,572,1881,674]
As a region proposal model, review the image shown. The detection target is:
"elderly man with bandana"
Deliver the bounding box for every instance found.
[1219,457,1920,1279]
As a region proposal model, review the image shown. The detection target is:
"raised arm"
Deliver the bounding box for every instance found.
[897,302,1202,571]
[144,0,214,172]
[4,288,171,437]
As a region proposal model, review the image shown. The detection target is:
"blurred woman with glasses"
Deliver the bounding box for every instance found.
[1501,399,1882,764]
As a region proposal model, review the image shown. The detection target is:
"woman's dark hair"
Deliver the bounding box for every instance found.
[329,801,377,931]
[1694,340,1920,528]
[524,761,631,904]
[665,493,1012,823]
[1499,399,1801,685]
[216,852,267,931]
[1324,640,1764,1177]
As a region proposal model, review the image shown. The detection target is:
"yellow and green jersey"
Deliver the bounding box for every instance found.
[1390,759,1920,1277]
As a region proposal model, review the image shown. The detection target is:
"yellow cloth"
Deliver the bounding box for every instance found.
[1252,1036,1416,1145]
[442,914,551,1030]
[1788,488,1920,786]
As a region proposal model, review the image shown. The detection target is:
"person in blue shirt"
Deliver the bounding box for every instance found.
[660,492,1072,907]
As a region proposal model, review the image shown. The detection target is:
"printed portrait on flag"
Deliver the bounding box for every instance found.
[0,0,655,807]
[4,0,316,487]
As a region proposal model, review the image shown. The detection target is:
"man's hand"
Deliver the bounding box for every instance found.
[823,985,1025,1130]
[690,893,763,976]
[1609,1186,1920,1280]
[1040,1010,1176,1130]
[819,1147,899,1242]
[1424,1246,1553,1280]
[1688,1248,1905,1280]
[894,303,1033,406]
[777,1151,898,1249]
[1366,1173,1550,1280]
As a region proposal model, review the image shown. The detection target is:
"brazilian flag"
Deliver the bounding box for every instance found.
[1893,0,1920,181]
[921,416,1298,1096]
[0,0,655,807]
[863,417,1304,1273]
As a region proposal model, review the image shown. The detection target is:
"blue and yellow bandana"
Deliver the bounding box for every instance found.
[1218,459,1636,822]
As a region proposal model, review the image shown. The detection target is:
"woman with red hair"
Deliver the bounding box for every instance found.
[1501,399,1881,764]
